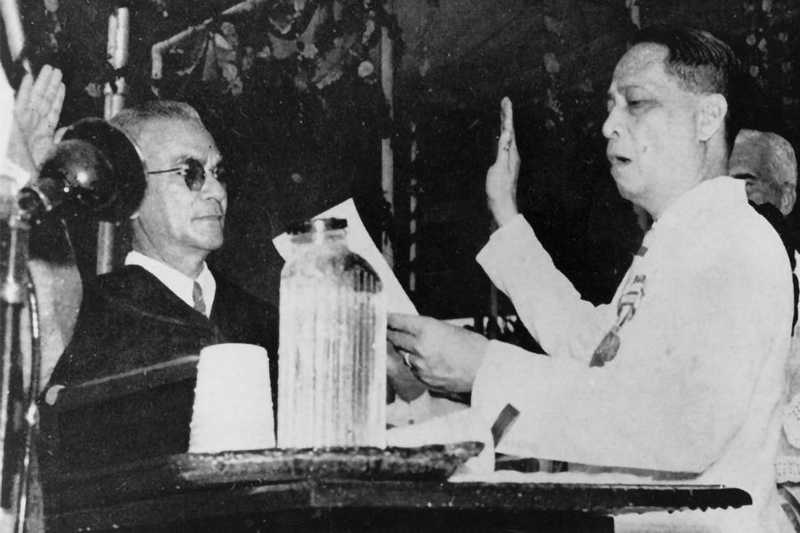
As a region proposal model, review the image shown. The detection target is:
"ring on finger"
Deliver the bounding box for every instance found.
[401,350,413,368]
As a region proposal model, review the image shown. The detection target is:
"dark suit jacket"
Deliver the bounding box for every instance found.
[45,265,278,468]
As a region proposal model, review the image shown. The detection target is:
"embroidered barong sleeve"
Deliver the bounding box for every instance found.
[476,215,612,361]
[471,219,791,472]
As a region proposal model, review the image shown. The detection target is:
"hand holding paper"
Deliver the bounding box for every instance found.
[387,313,489,393]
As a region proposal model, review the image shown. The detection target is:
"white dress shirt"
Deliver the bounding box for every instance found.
[124,251,216,317]
[473,177,793,532]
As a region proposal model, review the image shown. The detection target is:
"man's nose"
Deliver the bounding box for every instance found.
[602,107,621,139]
[201,174,227,203]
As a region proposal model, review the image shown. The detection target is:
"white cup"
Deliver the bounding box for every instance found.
[189,343,275,453]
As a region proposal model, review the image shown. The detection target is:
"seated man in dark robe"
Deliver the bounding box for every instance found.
[43,101,278,467]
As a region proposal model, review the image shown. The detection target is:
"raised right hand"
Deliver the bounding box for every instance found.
[14,65,66,169]
[485,97,520,227]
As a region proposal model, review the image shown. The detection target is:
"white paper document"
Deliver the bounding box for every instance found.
[272,198,418,315]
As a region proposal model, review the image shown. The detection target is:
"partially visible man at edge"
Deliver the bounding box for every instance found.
[388,27,793,532]
[45,101,279,464]
[731,131,800,522]
[729,129,799,330]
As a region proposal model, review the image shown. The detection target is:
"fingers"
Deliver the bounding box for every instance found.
[399,349,414,369]
[395,347,425,379]
[43,68,64,106]
[387,313,426,335]
[34,66,63,118]
[16,65,64,120]
[495,96,516,161]
[387,328,417,353]
[501,96,514,136]
[46,82,66,128]
[31,65,60,104]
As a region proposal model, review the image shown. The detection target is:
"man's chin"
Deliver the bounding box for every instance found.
[613,178,638,203]
[610,168,640,196]
[192,233,224,253]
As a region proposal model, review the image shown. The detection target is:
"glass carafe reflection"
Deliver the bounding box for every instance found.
[277,218,386,448]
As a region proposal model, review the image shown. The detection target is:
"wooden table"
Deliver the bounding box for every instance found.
[42,449,751,533]
[40,358,752,532]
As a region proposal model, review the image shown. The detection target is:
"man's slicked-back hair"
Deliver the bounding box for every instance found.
[632,26,743,148]
[110,100,203,146]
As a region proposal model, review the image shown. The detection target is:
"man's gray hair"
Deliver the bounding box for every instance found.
[110,100,203,144]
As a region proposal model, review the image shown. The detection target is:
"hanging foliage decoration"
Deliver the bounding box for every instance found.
[152,0,402,101]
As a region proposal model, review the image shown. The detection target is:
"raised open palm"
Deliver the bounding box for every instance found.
[485,97,521,227]
[14,65,65,169]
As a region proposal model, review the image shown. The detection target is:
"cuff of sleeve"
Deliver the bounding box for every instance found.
[475,214,547,289]
[0,158,31,194]
[476,214,527,263]
[472,341,590,458]
[472,341,545,455]
[472,340,538,425]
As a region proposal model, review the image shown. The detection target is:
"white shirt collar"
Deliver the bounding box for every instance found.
[653,176,745,232]
[124,250,216,317]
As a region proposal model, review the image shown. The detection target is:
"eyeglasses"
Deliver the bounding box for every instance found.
[147,158,227,192]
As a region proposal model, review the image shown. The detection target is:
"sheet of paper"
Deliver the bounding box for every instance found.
[449,469,657,484]
[272,198,418,315]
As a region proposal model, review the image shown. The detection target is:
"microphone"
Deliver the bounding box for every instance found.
[17,118,146,223]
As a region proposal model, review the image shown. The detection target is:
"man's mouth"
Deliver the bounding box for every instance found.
[195,214,224,222]
[608,154,632,167]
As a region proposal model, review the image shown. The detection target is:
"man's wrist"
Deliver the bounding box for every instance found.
[488,197,519,227]
[457,331,491,393]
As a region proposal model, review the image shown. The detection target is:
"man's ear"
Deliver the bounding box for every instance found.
[697,93,728,142]
[781,183,796,217]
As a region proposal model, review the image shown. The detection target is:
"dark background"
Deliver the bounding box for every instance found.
[16,0,800,319]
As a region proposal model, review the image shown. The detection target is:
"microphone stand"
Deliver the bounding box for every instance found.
[0,199,40,533]
[14,282,39,533]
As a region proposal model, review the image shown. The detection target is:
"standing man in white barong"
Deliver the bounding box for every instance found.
[388,26,794,532]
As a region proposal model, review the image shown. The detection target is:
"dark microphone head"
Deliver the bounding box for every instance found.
[19,118,146,223]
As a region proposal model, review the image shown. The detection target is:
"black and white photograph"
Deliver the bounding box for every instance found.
[0,1,799,531]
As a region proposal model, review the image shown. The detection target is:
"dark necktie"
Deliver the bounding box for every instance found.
[192,281,206,315]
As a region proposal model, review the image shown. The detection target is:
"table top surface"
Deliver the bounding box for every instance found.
[43,448,752,532]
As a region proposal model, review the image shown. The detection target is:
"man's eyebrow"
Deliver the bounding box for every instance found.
[169,154,194,164]
[175,154,216,165]
[614,83,647,93]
